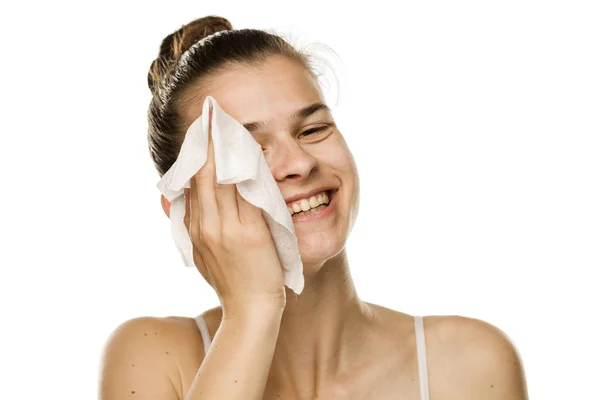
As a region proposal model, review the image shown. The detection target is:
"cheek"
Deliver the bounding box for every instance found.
[322,135,355,171]
[326,136,360,208]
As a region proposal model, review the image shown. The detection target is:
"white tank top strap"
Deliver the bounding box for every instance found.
[195,313,212,355]
[414,315,430,400]
[195,313,430,399]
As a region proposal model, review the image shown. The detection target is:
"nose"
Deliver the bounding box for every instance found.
[268,138,318,182]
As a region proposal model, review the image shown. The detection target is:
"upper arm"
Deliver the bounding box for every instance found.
[99,317,182,400]
[435,316,529,400]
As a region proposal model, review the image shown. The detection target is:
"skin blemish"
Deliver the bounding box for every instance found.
[235,380,238,383]
[131,390,135,394]
[491,384,494,388]
[166,351,170,355]
[131,364,135,367]
[143,333,147,336]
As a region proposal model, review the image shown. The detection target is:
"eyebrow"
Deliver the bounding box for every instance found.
[242,102,331,133]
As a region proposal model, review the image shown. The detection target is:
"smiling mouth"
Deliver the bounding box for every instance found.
[290,189,337,217]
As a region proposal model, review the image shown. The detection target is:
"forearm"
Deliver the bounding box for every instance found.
[184,306,283,400]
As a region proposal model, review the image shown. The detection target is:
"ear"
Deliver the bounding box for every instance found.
[161,189,190,219]
[160,194,171,218]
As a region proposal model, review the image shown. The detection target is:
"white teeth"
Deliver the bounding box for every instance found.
[309,196,320,208]
[288,190,333,216]
[300,199,311,211]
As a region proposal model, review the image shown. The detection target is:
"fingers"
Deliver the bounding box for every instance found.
[215,185,239,226]
[189,178,214,286]
[236,190,265,226]
[201,110,240,227]
[213,127,239,225]
[188,179,202,251]
[183,188,191,233]
[195,126,219,230]
[194,106,269,235]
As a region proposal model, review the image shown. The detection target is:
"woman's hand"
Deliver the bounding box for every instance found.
[182,111,286,315]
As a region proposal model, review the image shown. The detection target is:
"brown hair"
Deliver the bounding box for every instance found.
[147,16,322,177]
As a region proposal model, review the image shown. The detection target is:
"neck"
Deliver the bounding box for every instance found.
[267,249,375,396]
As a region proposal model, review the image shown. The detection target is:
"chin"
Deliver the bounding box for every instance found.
[298,234,345,267]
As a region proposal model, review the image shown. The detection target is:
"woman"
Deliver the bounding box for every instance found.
[100,16,528,400]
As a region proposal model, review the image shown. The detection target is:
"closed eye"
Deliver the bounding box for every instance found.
[299,124,333,138]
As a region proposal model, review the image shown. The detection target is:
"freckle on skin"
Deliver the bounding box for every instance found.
[132,364,135,367]
[144,333,147,336]
[131,390,135,394]
[235,380,238,383]
[166,351,169,355]
[491,384,494,388]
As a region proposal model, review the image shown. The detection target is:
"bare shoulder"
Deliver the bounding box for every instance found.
[99,313,213,400]
[423,315,529,400]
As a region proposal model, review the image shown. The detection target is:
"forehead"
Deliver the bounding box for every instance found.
[183,57,324,127]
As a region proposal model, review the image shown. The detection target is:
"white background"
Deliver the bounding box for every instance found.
[1,1,598,398]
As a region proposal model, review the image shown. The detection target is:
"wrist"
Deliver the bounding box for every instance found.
[221,298,285,322]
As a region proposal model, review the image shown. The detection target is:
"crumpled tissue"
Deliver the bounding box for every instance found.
[156,96,304,294]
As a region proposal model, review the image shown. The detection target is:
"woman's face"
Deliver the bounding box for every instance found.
[179,56,360,272]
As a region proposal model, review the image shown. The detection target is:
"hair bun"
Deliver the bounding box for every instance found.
[159,16,232,61]
[148,16,232,93]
